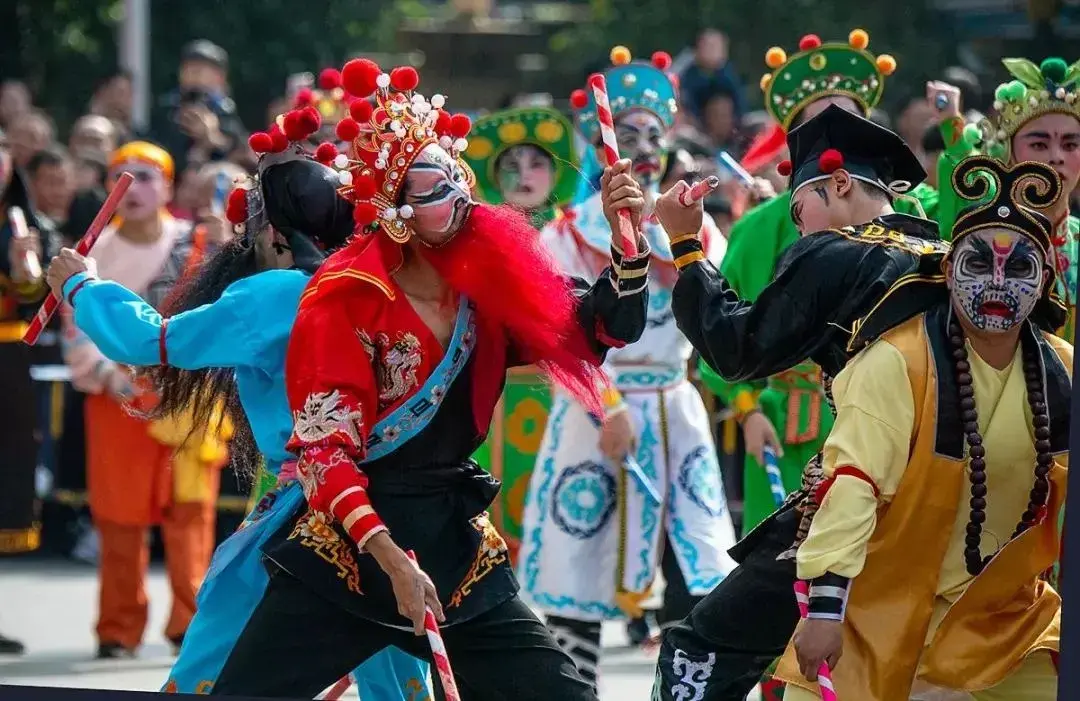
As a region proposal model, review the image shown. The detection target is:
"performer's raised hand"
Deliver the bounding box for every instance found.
[926,80,962,121]
[654,181,703,243]
[601,158,645,241]
[45,247,96,298]
[793,617,844,682]
[599,408,635,462]
[742,410,784,466]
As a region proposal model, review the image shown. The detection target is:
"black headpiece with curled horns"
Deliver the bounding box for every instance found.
[948,155,1067,331]
[950,156,1060,259]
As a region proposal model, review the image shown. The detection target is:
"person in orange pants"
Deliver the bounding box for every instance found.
[60,141,227,658]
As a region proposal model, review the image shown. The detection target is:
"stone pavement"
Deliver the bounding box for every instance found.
[1,558,729,700]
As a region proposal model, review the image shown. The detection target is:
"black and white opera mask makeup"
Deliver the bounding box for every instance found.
[402,143,475,246]
[610,110,668,187]
[949,229,1046,333]
[495,144,555,211]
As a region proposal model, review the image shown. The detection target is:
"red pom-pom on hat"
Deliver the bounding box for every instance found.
[353,201,380,227]
[799,34,822,51]
[353,174,377,200]
[318,68,342,90]
[569,89,589,110]
[336,117,361,142]
[349,99,374,122]
[390,66,420,92]
[818,148,844,173]
[449,114,472,139]
[777,159,793,177]
[315,142,338,164]
[433,110,452,135]
[225,188,248,225]
[283,111,307,142]
[341,58,382,98]
[300,106,322,135]
[248,132,273,153]
[267,125,289,153]
[651,51,673,70]
[294,87,314,107]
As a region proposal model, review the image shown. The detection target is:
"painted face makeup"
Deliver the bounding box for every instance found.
[495,144,555,210]
[612,110,667,187]
[402,143,475,245]
[950,229,1045,332]
[1011,112,1080,194]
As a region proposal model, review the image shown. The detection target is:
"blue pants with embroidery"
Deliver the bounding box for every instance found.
[163,482,429,697]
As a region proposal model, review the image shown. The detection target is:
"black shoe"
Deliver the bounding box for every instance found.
[0,633,25,656]
[96,642,135,659]
[626,616,651,646]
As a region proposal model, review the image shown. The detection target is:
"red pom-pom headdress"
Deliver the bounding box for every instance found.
[327,58,476,243]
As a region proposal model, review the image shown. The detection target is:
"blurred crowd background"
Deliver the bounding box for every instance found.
[2,0,1078,562]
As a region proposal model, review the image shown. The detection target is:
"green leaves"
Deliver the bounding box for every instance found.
[1003,58,1047,89]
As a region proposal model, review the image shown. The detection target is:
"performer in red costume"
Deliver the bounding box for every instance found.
[209,60,650,700]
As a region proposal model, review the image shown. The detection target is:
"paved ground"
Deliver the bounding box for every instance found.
[0,558,723,700]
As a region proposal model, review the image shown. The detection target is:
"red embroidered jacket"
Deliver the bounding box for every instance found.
[284,234,650,549]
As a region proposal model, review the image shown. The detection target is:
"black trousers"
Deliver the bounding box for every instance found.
[652,509,801,701]
[212,567,597,701]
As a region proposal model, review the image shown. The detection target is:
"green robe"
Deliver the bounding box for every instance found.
[705,182,940,535]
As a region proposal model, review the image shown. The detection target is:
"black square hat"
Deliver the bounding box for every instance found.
[778,104,925,201]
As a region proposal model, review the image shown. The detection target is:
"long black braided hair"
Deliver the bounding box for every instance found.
[140,157,356,482]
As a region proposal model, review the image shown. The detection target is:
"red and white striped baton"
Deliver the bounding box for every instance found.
[588,72,639,258]
[407,550,460,701]
[678,176,722,207]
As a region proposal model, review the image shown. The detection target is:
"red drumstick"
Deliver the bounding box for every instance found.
[23,172,134,346]
[588,73,639,257]
[678,176,721,207]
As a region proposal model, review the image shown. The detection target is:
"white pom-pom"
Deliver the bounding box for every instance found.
[453,138,468,152]
[338,170,353,186]
[431,94,446,108]
[439,135,453,150]
[384,207,398,220]
[399,204,414,219]
[996,129,1007,141]
[376,73,391,89]
[333,154,349,169]
[390,119,402,131]
[412,93,426,103]
[1030,96,1040,107]
[993,100,1003,111]
[1056,87,1066,99]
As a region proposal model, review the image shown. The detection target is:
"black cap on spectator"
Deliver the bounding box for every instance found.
[181,40,229,71]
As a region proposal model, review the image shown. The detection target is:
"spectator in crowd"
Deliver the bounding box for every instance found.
[73,153,109,193]
[89,71,136,143]
[896,92,937,155]
[189,160,245,245]
[679,29,746,125]
[920,121,945,189]
[69,115,118,160]
[8,109,55,169]
[150,39,246,175]
[704,192,734,236]
[701,90,739,152]
[0,80,32,131]
[26,145,76,230]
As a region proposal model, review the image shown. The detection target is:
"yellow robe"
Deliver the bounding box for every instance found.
[775,313,1070,700]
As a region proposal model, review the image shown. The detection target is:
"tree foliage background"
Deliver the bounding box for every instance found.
[0,0,969,134]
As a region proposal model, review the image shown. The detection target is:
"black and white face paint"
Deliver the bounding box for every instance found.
[950,229,1044,333]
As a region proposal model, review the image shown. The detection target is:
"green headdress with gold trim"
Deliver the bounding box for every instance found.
[462,106,580,209]
[759,29,897,131]
[962,57,1080,161]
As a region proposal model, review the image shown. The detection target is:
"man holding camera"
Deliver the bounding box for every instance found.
[151,40,246,175]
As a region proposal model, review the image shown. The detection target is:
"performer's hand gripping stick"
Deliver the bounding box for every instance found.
[23,171,134,346]
[794,580,839,701]
[8,206,42,280]
[762,445,787,508]
[406,550,460,701]
[588,73,639,257]
[678,176,721,207]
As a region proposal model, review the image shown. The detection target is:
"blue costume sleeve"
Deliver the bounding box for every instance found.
[63,268,309,372]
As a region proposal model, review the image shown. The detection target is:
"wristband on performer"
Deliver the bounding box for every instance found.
[732,390,760,424]
[602,384,628,418]
[670,234,705,271]
[806,572,851,622]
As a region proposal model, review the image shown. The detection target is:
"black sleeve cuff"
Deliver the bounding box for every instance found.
[671,237,706,271]
[609,241,650,298]
[807,572,851,621]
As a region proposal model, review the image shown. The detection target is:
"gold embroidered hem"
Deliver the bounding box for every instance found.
[448,513,509,608]
[287,510,362,594]
[0,524,40,553]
